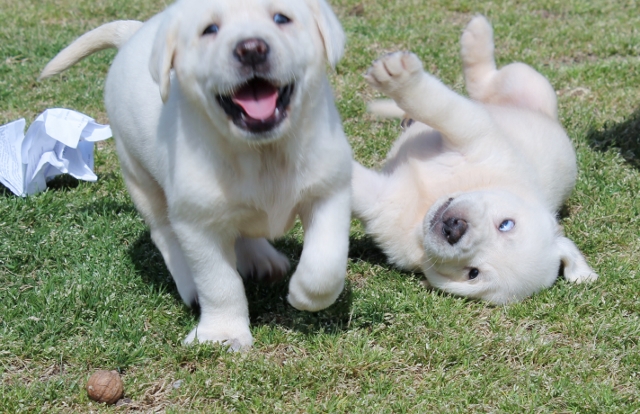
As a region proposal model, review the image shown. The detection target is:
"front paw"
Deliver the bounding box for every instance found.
[565,268,598,284]
[287,263,345,312]
[183,320,253,352]
[364,52,424,97]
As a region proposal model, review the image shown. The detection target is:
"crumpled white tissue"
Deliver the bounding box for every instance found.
[0,108,112,196]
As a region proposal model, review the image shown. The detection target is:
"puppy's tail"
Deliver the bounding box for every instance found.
[39,20,144,80]
[367,99,405,119]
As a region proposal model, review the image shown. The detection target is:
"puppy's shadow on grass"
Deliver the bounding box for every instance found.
[127,231,355,336]
[348,233,390,267]
[587,106,640,169]
[248,233,397,335]
[128,230,182,303]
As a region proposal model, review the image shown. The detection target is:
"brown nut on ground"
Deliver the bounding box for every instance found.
[86,370,124,405]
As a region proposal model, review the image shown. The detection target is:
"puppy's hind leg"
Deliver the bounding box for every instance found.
[461,15,558,119]
[460,15,497,102]
[118,148,197,307]
[235,237,290,284]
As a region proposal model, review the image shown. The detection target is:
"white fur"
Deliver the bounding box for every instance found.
[41,0,352,350]
[353,16,597,304]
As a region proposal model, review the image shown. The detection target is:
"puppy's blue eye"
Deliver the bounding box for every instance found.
[273,13,291,24]
[499,219,515,232]
[469,268,479,280]
[203,24,219,35]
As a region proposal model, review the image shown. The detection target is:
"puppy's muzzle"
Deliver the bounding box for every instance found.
[217,38,295,136]
[442,217,468,245]
[234,38,270,67]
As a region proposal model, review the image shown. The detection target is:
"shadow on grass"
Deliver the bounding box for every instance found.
[348,233,389,267]
[0,184,12,197]
[0,181,74,197]
[127,230,181,302]
[127,231,355,337]
[79,197,137,216]
[44,174,80,191]
[587,106,640,169]
[0,172,122,197]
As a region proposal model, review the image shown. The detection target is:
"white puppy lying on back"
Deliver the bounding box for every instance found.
[41,0,352,350]
[353,16,597,304]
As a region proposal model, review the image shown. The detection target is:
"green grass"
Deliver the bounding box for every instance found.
[1,0,639,412]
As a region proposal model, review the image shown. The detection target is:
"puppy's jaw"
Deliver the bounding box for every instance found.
[216,79,295,137]
[421,193,562,304]
[422,260,529,305]
[200,43,305,143]
[422,268,493,301]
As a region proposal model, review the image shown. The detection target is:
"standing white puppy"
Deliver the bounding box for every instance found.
[41,0,352,350]
[353,16,597,304]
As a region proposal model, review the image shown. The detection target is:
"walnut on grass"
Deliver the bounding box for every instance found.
[86,370,124,405]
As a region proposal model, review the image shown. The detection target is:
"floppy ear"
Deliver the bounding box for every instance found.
[556,236,598,283]
[307,0,345,68]
[149,16,179,103]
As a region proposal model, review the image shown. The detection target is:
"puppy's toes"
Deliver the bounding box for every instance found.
[565,269,598,284]
[365,52,424,95]
[184,321,253,351]
[398,51,424,74]
[420,278,432,288]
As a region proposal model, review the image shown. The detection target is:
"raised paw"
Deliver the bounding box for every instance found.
[183,320,253,352]
[364,52,424,97]
[460,15,494,67]
[235,237,290,284]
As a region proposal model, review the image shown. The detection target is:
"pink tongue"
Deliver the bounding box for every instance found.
[232,81,278,120]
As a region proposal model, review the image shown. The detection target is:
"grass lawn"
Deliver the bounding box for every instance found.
[1,0,639,412]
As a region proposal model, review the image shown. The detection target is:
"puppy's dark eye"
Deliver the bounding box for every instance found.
[203,24,219,35]
[469,268,479,280]
[273,13,291,24]
[499,219,515,232]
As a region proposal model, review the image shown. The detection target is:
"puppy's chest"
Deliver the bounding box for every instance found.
[222,155,302,238]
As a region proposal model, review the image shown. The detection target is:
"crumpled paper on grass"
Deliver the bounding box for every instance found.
[0,108,112,196]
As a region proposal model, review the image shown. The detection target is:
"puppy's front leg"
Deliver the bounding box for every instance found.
[288,186,351,311]
[365,52,493,147]
[171,220,253,351]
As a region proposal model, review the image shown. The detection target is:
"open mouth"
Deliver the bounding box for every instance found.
[216,78,294,134]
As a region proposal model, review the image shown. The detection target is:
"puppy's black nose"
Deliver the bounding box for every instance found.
[442,217,468,245]
[234,38,270,66]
